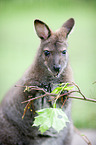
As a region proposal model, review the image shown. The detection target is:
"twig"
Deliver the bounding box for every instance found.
[74,126,92,145]
[17,83,96,119]
[72,82,86,99]
[21,93,56,119]
[22,101,32,119]
[21,93,56,104]
[20,84,96,104]
[67,95,96,103]
[61,96,68,108]
[15,85,47,94]
[56,91,96,103]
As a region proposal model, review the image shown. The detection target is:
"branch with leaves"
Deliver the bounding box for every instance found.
[16,82,96,106]
[15,82,96,121]
[15,82,96,145]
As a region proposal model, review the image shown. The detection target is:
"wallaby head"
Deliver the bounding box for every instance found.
[34,18,75,78]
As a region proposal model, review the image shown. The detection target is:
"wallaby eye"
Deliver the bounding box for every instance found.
[44,50,50,56]
[62,50,67,54]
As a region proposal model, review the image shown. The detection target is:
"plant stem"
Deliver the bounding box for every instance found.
[74,126,92,145]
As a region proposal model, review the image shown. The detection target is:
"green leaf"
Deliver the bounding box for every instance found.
[64,86,74,91]
[53,103,56,108]
[51,83,74,95]
[58,83,65,86]
[51,87,63,94]
[33,108,69,133]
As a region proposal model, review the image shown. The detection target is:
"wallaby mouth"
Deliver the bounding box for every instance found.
[53,65,61,77]
[51,69,61,78]
[54,72,59,78]
[44,61,62,78]
[47,66,60,78]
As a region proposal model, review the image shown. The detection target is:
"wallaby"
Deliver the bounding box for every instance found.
[0,18,75,145]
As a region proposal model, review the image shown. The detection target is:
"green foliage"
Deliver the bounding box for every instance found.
[33,108,69,133]
[51,83,74,94]
[32,83,72,133]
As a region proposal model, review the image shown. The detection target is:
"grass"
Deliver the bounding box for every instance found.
[0,0,96,128]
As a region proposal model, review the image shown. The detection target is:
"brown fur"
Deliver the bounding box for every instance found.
[0,18,75,145]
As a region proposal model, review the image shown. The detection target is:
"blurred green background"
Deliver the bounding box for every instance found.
[0,0,96,128]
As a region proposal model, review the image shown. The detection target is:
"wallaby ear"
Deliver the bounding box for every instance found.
[62,18,75,37]
[34,19,51,40]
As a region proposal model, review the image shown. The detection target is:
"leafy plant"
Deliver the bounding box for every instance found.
[15,82,96,144]
[32,83,73,133]
[17,82,96,134]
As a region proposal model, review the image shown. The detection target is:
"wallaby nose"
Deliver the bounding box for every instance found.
[53,65,61,72]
